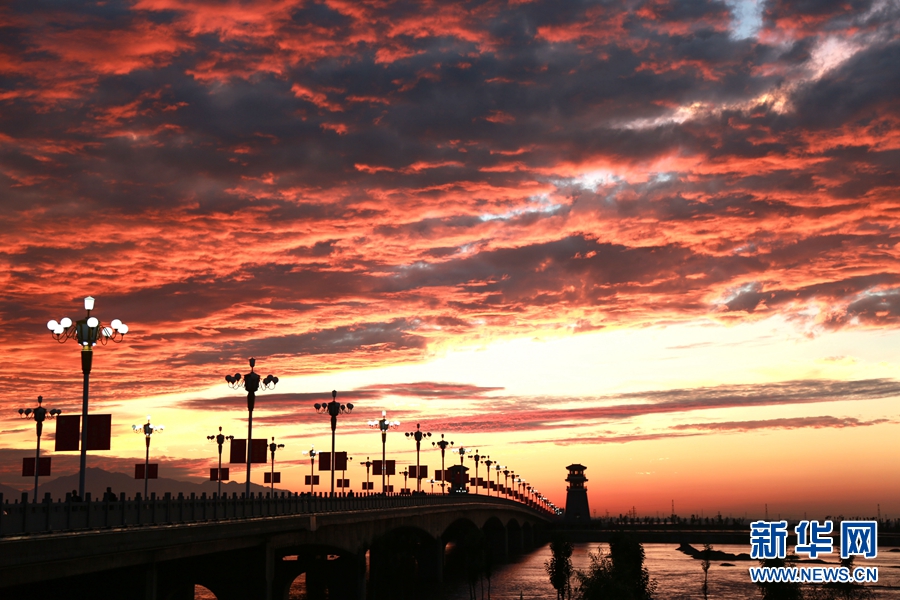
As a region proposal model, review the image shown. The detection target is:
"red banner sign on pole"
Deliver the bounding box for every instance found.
[334,452,347,471]
[135,464,158,479]
[250,439,267,463]
[229,439,246,464]
[85,414,112,451]
[264,472,281,484]
[22,457,51,477]
[54,415,81,451]
[304,475,320,485]
[229,439,267,463]
[319,451,348,471]
[408,465,429,479]
[209,468,230,481]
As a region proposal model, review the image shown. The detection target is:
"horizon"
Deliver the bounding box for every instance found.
[2,465,891,525]
[1,0,899,521]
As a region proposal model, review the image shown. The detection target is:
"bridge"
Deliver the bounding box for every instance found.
[0,491,554,600]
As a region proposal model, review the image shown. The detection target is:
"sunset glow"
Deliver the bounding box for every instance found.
[1,0,898,519]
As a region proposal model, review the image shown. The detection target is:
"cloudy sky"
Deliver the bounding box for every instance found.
[1,0,898,518]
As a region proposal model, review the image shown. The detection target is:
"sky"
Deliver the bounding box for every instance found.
[1,0,899,520]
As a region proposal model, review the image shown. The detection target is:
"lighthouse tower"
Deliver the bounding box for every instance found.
[564,464,590,523]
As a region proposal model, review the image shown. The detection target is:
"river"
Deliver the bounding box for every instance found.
[435,542,900,600]
[196,541,900,598]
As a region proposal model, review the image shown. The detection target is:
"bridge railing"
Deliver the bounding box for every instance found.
[0,490,554,537]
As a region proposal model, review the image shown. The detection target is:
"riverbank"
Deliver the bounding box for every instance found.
[552,526,900,547]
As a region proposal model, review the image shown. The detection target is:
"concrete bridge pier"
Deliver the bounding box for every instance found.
[182,545,271,600]
[522,522,535,551]
[507,520,523,557]
[272,547,365,600]
[145,561,158,600]
[483,518,508,564]
[416,534,443,584]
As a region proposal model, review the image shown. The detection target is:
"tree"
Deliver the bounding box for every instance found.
[700,544,711,600]
[755,556,802,600]
[575,532,656,600]
[804,557,874,600]
[546,537,574,600]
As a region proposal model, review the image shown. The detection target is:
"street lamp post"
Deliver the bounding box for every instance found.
[360,457,373,494]
[340,456,352,496]
[18,396,61,503]
[404,424,431,493]
[368,410,399,494]
[482,456,493,494]
[470,450,481,494]
[432,434,453,494]
[494,464,504,498]
[132,416,163,498]
[225,358,278,497]
[454,446,468,467]
[268,437,284,493]
[314,390,353,497]
[503,469,510,498]
[302,445,318,494]
[401,468,409,493]
[207,427,234,497]
[47,296,128,499]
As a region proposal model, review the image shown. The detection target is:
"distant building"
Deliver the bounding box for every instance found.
[446,464,469,494]
[564,463,590,523]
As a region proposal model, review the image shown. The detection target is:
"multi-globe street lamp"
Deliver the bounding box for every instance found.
[432,434,452,494]
[224,358,278,497]
[18,396,61,503]
[503,469,511,498]
[132,416,164,498]
[368,410,400,494]
[470,449,481,494]
[314,390,353,497]
[401,468,409,493]
[494,463,505,497]
[207,426,234,496]
[47,296,128,498]
[302,445,318,494]
[268,437,284,493]
[404,424,431,493]
[482,456,493,494]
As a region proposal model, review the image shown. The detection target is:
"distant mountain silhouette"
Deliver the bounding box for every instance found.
[0,482,24,500]
[2,467,289,502]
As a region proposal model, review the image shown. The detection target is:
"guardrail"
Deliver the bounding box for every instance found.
[0,490,555,537]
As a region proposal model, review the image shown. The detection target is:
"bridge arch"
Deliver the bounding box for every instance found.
[482,516,507,564]
[274,542,363,600]
[369,525,442,600]
[522,520,535,551]
[441,517,488,592]
[191,584,217,600]
[506,518,523,557]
